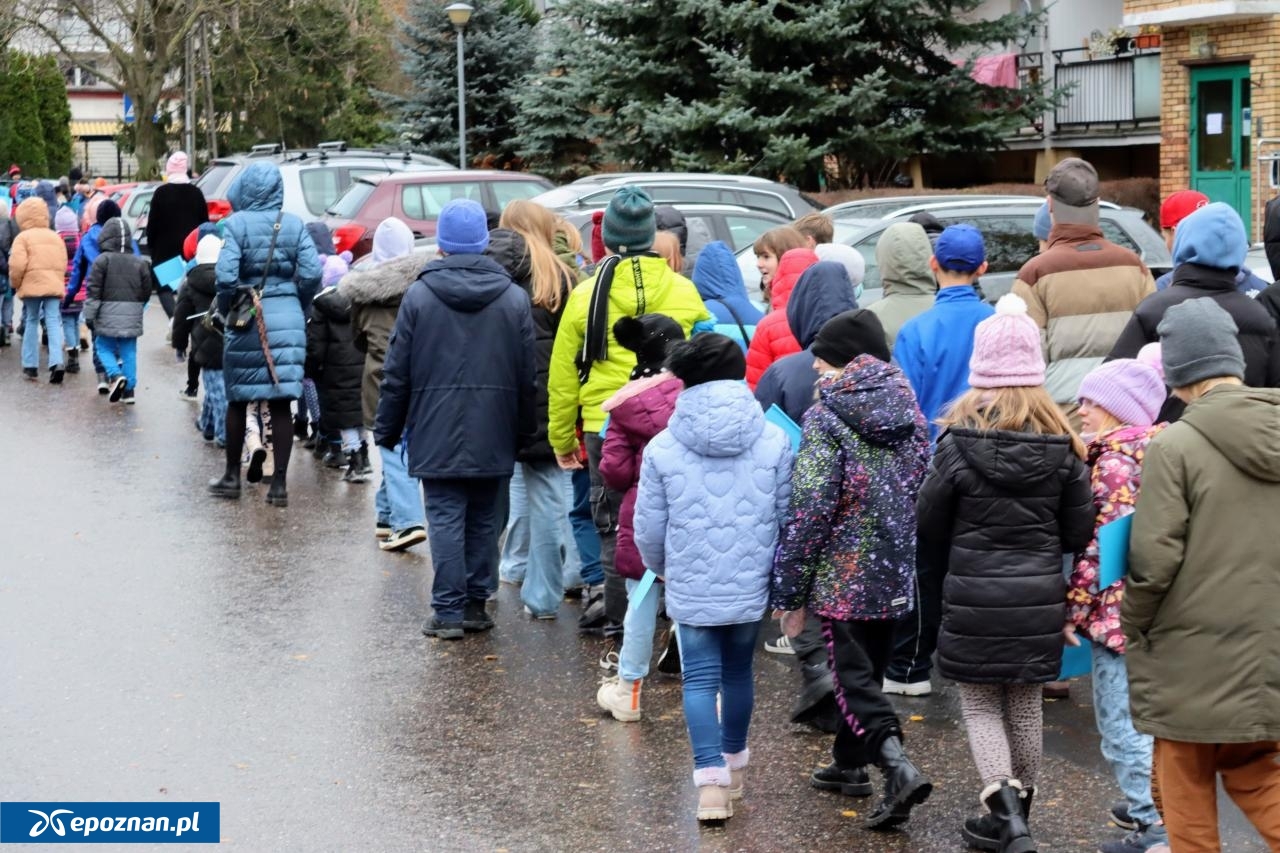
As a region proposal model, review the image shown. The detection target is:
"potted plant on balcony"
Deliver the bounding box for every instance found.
[1108,27,1133,55]
[1135,25,1162,50]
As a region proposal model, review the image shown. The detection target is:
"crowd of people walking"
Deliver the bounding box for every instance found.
[3,152,1279,853]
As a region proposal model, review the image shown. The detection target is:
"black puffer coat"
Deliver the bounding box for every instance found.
[486,228,570,463]
[306,286,365,432]
[172,264,223,369]
[918,427,1094,684]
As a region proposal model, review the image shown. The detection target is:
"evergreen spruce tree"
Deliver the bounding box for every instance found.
[398,0,538,167]
[34,55,72,176]
[542,0,1055,187]
[0,52,47,176]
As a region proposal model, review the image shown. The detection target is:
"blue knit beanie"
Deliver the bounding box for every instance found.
[1171,202,1248,270]
[1032,202,1051,241]
[601,186,656,255]
[436,198,489,255]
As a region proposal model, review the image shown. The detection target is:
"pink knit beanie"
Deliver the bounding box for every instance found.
[165,151,190,181]
[1136,342,1164,383]
[968,294,1045,389]
[1077,359,1165,427]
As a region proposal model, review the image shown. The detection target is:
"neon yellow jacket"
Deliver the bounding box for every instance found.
[548,255,711,454]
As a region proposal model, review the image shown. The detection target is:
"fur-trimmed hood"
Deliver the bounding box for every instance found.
[339,254,424,306]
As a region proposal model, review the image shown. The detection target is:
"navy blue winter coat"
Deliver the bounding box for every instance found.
[692,241,763,349]
[754,261,859,424]
[373,253,537,479]
[215,162,322,402]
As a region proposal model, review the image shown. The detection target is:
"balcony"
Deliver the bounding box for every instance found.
[1018,45,1161,133]
[1124,1,1280,27]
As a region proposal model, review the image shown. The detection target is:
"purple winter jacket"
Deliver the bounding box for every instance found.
[599,372,683,580]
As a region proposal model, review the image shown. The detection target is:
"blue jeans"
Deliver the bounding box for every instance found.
[619,576,661,682]
[499,465,529,583]
[519,461,570,617]
[95,335,137,389]
[1092,645,1159,826]
[200,369,227,443]
[61,313,80,353]
[1,291,12,328]
[22,297,64,370]
[569,467,603,587]
[422,477,501,622]
[375,443,424,531]
[676,621,762,770]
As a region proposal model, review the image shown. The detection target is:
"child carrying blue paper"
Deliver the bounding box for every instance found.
[1066,358,1169,853]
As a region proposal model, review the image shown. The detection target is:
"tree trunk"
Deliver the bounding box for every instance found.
[131,95,164,178]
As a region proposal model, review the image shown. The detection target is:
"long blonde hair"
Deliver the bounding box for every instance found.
[939,386,1087,459]
[653,231,683,273]
[499,200,572,311]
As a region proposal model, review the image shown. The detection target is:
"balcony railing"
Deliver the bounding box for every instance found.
[1018,46,1161,131]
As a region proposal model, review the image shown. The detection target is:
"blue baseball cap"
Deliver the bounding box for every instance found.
[933,224,986,273]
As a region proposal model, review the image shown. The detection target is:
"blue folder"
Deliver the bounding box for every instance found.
[1097,513,1134,589]
[627,569,658,615]
[765,404,802,451]
[152,256,187,290]
[1059,636,1092,680]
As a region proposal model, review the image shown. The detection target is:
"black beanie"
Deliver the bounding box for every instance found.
[811,309,890,367]
[614,314,685,379]
[96,199,122,225]
[665,333,746,387]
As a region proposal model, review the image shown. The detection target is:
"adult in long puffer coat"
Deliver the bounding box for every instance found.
[208,161,322,507]
[306,286,367,482]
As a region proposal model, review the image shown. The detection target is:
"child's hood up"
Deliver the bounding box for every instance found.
[821,355,923,447]
[16,197,51,231]
[1179,385,1280,482]
[876,222,936,297]
[668,380,766,458]
[99,217,134,254]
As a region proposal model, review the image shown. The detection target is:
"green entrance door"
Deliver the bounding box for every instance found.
[1190,64,1252,237]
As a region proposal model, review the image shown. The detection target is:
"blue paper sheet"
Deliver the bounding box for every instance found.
[765,404,802,451]
[1059,636,1092,680]
[627,569,658,615]
[152,256,187,290]
[1097,513,1133,588]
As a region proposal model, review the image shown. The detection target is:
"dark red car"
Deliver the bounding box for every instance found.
[323,170,554,257]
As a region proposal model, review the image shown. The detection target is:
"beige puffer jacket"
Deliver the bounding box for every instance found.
[9,197,68,298]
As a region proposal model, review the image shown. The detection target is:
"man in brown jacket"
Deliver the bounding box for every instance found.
[1123,298,1280,851]
[9,196,68,382]
[1011,158,1155,424]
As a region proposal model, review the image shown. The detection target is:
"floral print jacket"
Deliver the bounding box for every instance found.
[770,356,930,621]
[1068,423,1165,653]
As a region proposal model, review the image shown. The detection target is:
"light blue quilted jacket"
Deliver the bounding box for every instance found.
[633,380,793,627]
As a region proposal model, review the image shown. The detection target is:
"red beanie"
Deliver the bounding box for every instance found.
[182,227,202,261]
[590,210,607,263]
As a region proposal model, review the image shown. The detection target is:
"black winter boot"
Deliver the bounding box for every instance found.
[293,414,309,440]
[357,442,373,475]
[265,471,288,506]
[65,348,80,373]
[322,444,344,468]
[964,783,1034,851]
[972,780,1036,853]
[342,451,368,483]
[865,735,932,830]
[208,464,242,499]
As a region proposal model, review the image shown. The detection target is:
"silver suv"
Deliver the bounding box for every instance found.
[195,141,454,222]
[534,172,822,220]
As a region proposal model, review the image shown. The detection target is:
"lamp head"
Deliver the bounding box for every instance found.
[445,2,474,27]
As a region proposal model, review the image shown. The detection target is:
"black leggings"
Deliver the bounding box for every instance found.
[224,399,293,478]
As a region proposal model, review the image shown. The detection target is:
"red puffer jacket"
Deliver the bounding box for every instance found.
[598,372,683,580]
[746,248,818,389]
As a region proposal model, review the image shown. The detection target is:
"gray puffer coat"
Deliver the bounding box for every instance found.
[83,218,151,338]
[215,161,322,402]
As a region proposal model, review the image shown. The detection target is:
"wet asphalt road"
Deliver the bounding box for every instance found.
[0,306,1268,852]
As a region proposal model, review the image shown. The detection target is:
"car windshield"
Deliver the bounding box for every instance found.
[531,186,585,208]
[327,180,377,218]
[195,163,237,197]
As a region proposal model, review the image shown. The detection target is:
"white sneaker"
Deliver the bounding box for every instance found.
[596,675,641,722]
[764,634,795,655]
[883,678,933,696]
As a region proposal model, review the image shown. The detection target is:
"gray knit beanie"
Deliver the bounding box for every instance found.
[1157,298,1245,388]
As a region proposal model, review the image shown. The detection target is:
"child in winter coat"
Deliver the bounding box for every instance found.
[306,259,368,483]
[305,251,353,463]
[0,198,17,347]
[1065,359,1169,853]
[595,314,685,722]
[174,235,227,444]
[917,294,1095,853]
[55,206,83,373]
[67,199,139,392]
[745,245,819,389]
[83,217,152,403]
[10,196,69,381]
[770,309,934,833]
[633,333,792,822]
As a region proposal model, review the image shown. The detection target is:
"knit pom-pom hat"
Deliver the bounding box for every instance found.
[968,293,1046,389]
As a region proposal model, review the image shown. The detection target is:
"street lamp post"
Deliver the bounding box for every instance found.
[445,3,474,169]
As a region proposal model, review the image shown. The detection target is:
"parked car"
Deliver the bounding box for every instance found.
[114,181,160,255]
[534,172,822,220]
[824,194,1046,242]
[737,198,1173,305]
[194,141,455,224]
[323,170,555,257]
[1246,244,1275,284]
